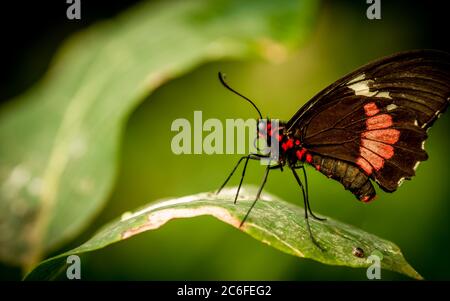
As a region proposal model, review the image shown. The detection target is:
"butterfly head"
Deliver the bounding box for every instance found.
[218,72,288,160]
[256,118,292,162]
[256,118,283,146]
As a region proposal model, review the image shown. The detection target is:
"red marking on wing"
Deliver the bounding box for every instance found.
[366,114,393,130]
[360,147,384,170]
[361,139,394,159]
[356,157,373,175]
[356,110,399,175]
[362,129,400,144]
[306,153,313,163]
[315,165,321,171]
[364,102,379,116]
[295,139,300,146]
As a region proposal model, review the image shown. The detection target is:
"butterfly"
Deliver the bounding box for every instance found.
[216,50,450,248]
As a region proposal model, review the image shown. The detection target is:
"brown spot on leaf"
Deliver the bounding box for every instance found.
[352,247,365,258]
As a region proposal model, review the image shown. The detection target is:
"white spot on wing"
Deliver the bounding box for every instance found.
[375,91,392,99]
[348,79,391,99]
[421,141,426,150]
[386,104,398,111]
[398,177,406,187]
[347,73,365,84]
[422,111,443,129]
[349,80,375,96]
[413,161,421,171]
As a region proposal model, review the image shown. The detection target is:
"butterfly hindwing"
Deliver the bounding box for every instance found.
[288,50,450,196]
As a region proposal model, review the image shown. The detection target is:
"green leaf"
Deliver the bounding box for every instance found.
[25,186,422,280]
[0,0,318,268]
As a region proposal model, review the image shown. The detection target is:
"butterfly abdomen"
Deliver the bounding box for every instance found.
[310,153,376,202]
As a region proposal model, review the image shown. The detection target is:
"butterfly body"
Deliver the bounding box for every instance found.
[258,119,377,202]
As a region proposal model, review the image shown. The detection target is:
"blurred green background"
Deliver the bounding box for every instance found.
[1,0,449,280]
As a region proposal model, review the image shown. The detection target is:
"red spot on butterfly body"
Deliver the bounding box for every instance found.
[282,139,294,152]
[361,194,376,203]
[286,139,294,149]
[364,102,379,116]
[366,114,393,130]
[296,149,307,160]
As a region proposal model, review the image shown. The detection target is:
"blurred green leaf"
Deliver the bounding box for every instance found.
[25,186,422,280]
[0,0,318,268]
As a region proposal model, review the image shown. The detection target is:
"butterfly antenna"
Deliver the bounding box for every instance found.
[218,72,263,120]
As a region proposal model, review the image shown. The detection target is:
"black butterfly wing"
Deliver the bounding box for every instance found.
[288,50,450,196]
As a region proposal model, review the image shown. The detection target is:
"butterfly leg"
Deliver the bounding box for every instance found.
[300,165,326,222]
[290,166,324,251]
[239,163,272,227]
[217,154,267,203]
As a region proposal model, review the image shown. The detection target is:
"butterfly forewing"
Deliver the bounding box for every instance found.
[289,50,450,196]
